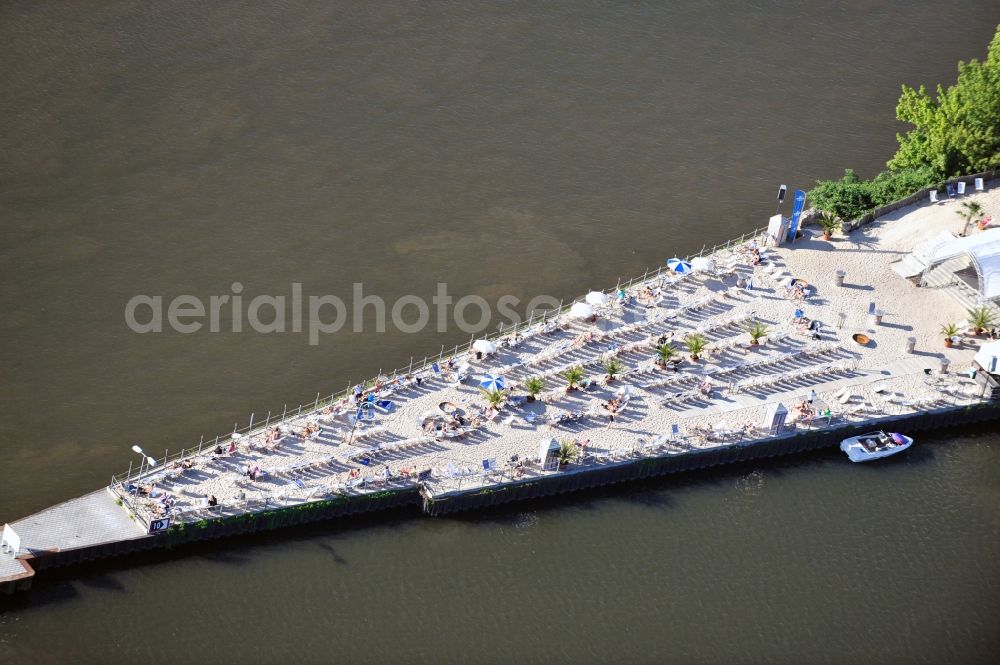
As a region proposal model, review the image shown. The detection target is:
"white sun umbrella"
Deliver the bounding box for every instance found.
[472,339,497,355]
[585,291,608,306]
[667,257,693,273]
[691,256,716,272]
[479,374,506,392]
[569,302,594,319]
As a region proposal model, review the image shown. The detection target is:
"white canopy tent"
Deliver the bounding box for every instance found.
[960,234,1000,301]
[762,402,788,434]
[974,340,1000,374]
[537,437,560,470]
[890,231,957,278]
[891,229,1000,301]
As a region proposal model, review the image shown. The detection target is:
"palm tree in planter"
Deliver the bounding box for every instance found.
[564,365,585,392]
[940,322,959,348]
[655,342,678,368]
[746,319,771,346]
[967,306,996,335]
[684,333,707,362]
[481,388,506,411]
[524,377,545,402]
[957,201,983,236]
[818,211,842,241]
[602,357,624,383]
[557,439,580,466]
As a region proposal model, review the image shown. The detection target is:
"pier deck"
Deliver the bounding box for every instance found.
[10,490,148,557]
[3,182,999,591]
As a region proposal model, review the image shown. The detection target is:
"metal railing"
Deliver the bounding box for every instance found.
[109,167,1000,494]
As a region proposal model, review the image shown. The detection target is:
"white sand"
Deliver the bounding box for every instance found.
[132,188,1000,521]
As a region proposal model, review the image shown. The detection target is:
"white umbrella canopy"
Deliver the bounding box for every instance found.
[585,291,608,306]
[691,256,716,272]
[472,339,497,354]
[569,302,595,319]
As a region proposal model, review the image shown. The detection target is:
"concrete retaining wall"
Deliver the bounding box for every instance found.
[421,401,1000,515]
[8,400,999,593]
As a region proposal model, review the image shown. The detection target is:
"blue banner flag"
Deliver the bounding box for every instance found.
[787,189,807,241]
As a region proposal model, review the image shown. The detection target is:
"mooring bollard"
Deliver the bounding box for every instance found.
[834,269,846,287]
[905,336,916,353]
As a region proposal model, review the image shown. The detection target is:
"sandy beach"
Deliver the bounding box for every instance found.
[125,186,1000,520]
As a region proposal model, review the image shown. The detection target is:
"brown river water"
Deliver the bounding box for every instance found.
[1,2,998,663]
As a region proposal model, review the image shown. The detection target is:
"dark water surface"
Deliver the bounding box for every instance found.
[1,2,998,663]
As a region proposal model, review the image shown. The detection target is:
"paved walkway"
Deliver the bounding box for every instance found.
[0,554,31,582]
[9,489,148,557]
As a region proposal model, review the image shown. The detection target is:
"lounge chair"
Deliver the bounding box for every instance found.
[946,183,956,197]
[975,177,985,192]
[929,190,939,203]
[957,181,966,195]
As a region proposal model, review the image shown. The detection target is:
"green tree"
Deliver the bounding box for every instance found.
[602,357,624,382]
[481,389,506,410]
[524,377,545,401]
[818,211,842,239]
[557,440,580,465]
[868,166,939,202]
[564,365,585,392]
[656,342,678,366]
[968,306,997,334]
[807,169,877,221]
[684,333,707,361]
[957,200,984,236]
[746,320,771,344]
[889,25,1000,177]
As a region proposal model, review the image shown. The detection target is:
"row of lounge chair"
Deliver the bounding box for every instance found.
[929,178,985,203]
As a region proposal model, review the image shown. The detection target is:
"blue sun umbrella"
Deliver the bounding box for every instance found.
[479,374,506,392]
[667,257,693,274]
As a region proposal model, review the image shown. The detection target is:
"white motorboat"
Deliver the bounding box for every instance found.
[840,431,913,462]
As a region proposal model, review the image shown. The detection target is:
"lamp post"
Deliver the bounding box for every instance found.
[130,444,158,501]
